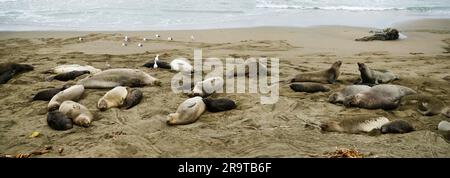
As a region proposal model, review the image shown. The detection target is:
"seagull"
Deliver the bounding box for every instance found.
[168,37,173,41]
[138,43,143,47]
[153,54,159,68]
[190,35,195,41]
[124,36,129,42]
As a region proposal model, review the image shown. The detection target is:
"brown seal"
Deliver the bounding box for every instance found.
[357,62,398,85]
[291,61,341,84]
[289,82,331,93]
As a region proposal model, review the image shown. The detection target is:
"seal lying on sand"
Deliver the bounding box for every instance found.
[328,85,371,104]
[47,110,73,131]
[189,77,224,97]
[47,70,90,81]
[170,58,193,73]
[321,116,389,134]
[47,64,101,74]
[167,96,206,125]
[355,28,399,41]
[380,120,415,134]
[33,84,70,101]
[97,86,143,111]
[344,84,416,110]
[357,62,398,85]
[59,100,93,127]
[0,63,34,84]
[202,98,236,112]
[48,85,85,111]
[291,61,341,84]
[77,68,161,89]
[290,82,330,93]
[401,94,449,117]
[227,60,270,78]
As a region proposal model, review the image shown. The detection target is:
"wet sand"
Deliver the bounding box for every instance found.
[0,19,449,157]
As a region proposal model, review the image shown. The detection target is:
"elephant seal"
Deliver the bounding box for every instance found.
[170,59,193,72]
[438,121,450,132]
[357,62,398,85]
[77,68,161,89]
[123,88,143,109]
[344,84,416,110]
[227,60,270,78]
[48,64,101,74]
[203,98,236,112]
[289,82,330,93]
[291,61,341,84]
[167,96,206,125]
[48,70,90,81]
[59,100,93,127]
[401,94,449,116]
[47,110,73,131]
[380,120,415,134]
[97,86,127,111]
[97,86,143,111]
[328,85,371,104]
[321,116,389,134]
[189,77,224,97]
[48,85,85,111]
[33,84,70,101]
[0,63,34,84]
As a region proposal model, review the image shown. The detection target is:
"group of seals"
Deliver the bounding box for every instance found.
[344,84,416,110]
[97,86,143,111]
[355,28,399,41]
[0,63,34,84]
[45,85,93,130]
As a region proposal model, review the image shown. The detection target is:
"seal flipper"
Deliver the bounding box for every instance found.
[123,88,143,109]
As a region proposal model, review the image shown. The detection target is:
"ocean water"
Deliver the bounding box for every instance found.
[0,0,449,30]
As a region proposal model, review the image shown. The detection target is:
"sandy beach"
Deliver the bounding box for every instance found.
[0,19,449,158]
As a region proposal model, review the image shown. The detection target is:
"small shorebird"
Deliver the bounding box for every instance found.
[155,34,160,38]
[191,35,195,41]
[154,54,160,68]
[122,43,127,46]
[168,37,173,41]
[138,43,143,47]
[78,37,83,41]
[143,38,147,41]
[124,36,129,42]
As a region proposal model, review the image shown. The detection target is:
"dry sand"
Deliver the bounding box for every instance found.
[0,19,449,158]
